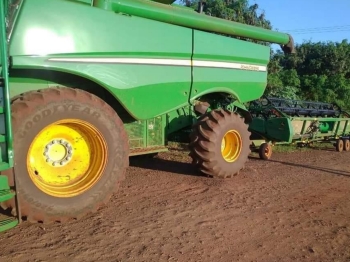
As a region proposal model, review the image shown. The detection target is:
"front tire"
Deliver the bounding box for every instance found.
[3,88,129,223]
[189,109,251,178]
[259,143,272,160]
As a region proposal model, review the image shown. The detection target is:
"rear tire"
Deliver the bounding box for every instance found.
[336,139,344,152]
[2,87,129,223]
[189,109,250,178]
[343,139,350,152]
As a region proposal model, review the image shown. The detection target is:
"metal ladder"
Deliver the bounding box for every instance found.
[0,0,18,233]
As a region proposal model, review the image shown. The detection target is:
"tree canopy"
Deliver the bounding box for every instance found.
[267,40,350,109]
[179,0,272,44]
[181,0,271,28]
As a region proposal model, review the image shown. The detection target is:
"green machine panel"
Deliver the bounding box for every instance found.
[124,115,166,155]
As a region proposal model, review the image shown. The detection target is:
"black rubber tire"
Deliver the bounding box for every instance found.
[336,139,344,152]
[258,143,272,160]
[189,109,251,178]
[2,88,129,223]
[343,139,350,152]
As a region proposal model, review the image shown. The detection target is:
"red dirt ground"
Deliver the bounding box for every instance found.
[1,145,350,262]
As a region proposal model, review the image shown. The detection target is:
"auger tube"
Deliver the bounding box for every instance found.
[93,0,295,53]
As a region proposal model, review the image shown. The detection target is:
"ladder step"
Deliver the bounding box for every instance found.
[0,214,18,233]
[0,189,14,202]
[0,162,10,171]
[0,107,3,114]
[0,135,5,143]
[0,175,11,190]
[0,175,14,202]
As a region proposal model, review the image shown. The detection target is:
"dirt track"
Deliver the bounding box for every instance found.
[1,145,350,262]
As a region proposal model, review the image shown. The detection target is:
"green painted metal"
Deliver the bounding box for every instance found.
[0,176,14,202]
[0,214,18,233]
[0,0,19,233]
[4,0,296,160]
[1,0,14,168]
[0,174,18,233]
[124,115,166,153]
[93,0,294,49]
[73,0,92,5]
[0,0,298,231]
[10,0,193,120]
[8,0,288,122]
[248,96,350,146]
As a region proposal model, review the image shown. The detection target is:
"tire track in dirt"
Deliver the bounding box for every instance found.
[1,148,350,262]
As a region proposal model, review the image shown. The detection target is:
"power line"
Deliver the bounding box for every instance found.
[292,30,350,35]
[284,27,350,32]
[278,25,350,35]
[280,25,350,32]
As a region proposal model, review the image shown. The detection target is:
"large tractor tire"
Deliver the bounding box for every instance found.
[2,88,129,223]
[189,109,251,178]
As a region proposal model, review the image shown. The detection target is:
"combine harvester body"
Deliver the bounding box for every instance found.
[0,0,295,232]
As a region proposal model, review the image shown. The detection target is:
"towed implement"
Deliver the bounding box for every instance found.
[248,96,350,160]
[0,0,294,232]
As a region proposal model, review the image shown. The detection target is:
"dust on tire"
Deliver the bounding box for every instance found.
[2,87,129,223]
[189,109,251,178]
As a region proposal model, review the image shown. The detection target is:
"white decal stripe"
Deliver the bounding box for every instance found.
[193,60,266,71]
[48,58,266,72]
[48,58,191,66]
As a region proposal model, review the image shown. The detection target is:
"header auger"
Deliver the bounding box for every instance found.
[0,0,295,232]
[250,97,342,118]
[249,96,350,160]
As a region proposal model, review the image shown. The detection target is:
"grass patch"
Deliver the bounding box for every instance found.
[167,140,336,156]
[272,141,334,153]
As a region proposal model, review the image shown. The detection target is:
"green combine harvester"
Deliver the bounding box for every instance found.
[248,96,350,160]
[0,0,295,232]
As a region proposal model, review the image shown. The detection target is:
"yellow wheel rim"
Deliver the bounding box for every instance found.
[264,146,270,156]
[221,130,242,162]
[27,119,107,198]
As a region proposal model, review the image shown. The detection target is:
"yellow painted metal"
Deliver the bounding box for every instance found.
[221,130,242,162]
[27,119,107,197]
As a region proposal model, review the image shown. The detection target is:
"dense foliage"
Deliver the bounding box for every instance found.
[179,0,350,110]
[180,0,272,44]
[268,40,350,110]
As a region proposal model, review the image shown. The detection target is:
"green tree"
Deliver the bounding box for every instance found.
[269,39,350,108]
[179,0,272,44]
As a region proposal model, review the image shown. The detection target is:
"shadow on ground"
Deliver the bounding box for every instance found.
[249,155,350,178]
[129,155,202,177]
[272,159,350,177]
[307,146,337,152]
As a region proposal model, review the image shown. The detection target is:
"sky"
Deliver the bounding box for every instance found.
[251,0,350,48]
[174,0,350,48]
